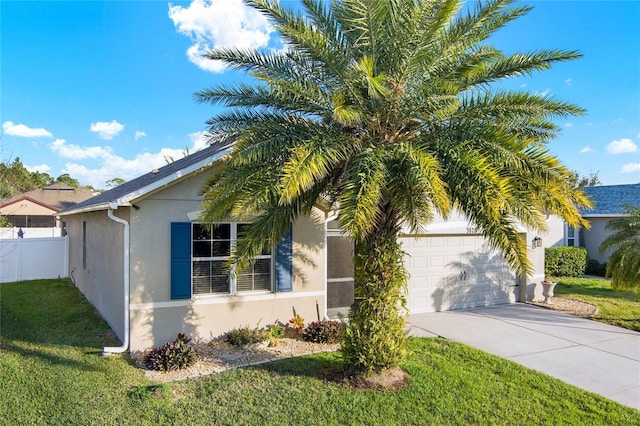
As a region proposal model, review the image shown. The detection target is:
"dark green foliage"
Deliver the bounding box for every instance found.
[302,320,345,344]
[266,324,285,339]
[545,246,588,277]
[586,258,607,277]
[144,333,197,372]
[225,325,266,346]
[343,230,408,374]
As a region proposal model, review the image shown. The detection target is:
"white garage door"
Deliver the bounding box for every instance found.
[401,235,519,314]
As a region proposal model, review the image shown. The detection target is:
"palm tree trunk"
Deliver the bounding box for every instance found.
[342,202,409,374]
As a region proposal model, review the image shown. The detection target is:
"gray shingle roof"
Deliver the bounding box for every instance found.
[580,183,640,216]
[60,141,233,215]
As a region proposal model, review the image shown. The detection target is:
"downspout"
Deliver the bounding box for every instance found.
[103,203,130,354]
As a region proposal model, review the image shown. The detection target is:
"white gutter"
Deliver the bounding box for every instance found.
[103,203,130,354]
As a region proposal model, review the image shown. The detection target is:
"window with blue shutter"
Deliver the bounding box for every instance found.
[172,221,289,297]
[275,226,293,292]
[171,222,192,299]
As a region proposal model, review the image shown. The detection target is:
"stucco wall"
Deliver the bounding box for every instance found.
[66,209,127,344]
[543,214,567,248]
[582,217,612,263]
[126,168,327,351]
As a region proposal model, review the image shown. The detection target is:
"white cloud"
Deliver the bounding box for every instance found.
[579,145,595,154]
[62,148,185,188]
[564,122,573,128]
[620,163,640,174]
[50,138,114,160]
[534,88,551,98]
[25,163,51,173]
[90,120,124,140]
[564,78,572,86]
[51,132,211,188]
[168,0,274,73]
[189,131,210,151]
[2,121,53,138]
[606,138,638,154]
[135,131,148,141]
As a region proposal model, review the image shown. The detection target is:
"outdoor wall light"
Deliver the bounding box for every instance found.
[532,236,542,248]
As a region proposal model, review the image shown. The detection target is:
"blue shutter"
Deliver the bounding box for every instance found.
[275,226,293,292]
[171,222,192,299]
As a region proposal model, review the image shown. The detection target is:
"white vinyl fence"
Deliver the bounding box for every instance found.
[0,236,69,283]
[0,227,62,239]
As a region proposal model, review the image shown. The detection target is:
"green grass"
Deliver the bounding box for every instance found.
[552,276,640,331]
[2,279,639,425]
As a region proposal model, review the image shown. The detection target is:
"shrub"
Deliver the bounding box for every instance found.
[545,246,588,277]
[226,325,266,346]
[288,314,305,333]
[302,320,345,344]
[586,258,607,277]
[144,333,196,372]
[265,324,285,346]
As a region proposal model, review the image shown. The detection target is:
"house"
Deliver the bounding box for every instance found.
[0,183,95,238]
[540,183,640,263]
[59,142,545,353]
[577,183,640,263]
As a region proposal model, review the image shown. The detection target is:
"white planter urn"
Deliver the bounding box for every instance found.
[541,280,556,304]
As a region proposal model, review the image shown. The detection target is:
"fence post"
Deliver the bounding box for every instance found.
[63,235,70,278]
[16,237,23,282]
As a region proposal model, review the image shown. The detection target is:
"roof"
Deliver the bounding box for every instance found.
[59,141,233,216]
[0,183,95,212]
[580,183,640,216]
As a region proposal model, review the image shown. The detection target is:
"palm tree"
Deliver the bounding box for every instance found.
[600,205,640,294]
[196,0,591,374]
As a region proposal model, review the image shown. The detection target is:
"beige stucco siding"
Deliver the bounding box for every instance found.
[127,210,326,351]
[66,209,128,344]
[129,291,324,352]
[127,170,213,305]
[0,199,57,216]
[543,215,567,248]
[582,217,612,263]
[124,168,326,351]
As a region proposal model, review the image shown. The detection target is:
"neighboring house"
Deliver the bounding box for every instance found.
[59,142,545,353]
[578,183,640,263]
[0,183,95,238]
[543,183,640,263]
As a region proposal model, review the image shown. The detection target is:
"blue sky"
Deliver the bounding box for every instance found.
[2,0,639,189]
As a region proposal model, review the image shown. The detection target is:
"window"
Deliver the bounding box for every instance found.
[566,226,577,247]
[191,223,272,295]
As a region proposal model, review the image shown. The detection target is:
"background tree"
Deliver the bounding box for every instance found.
[105,177,126,188]
[569,170,601,187]
[0,158,91,198]
[599,205,640,294]
[197,0,591,375]
[54,173,80,188]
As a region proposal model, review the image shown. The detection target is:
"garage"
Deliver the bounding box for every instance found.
[401,234,519,314]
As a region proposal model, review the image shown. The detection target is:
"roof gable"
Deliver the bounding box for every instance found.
[0,196,59,215]
[1,183,95,211]
[580,183,640,216]
[59,141,233,215]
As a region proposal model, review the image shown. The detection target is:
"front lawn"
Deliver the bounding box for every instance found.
[552,276,640,332]
[1,279,638,425]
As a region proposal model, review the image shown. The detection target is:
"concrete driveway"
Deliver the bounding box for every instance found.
[408,303,640,410]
